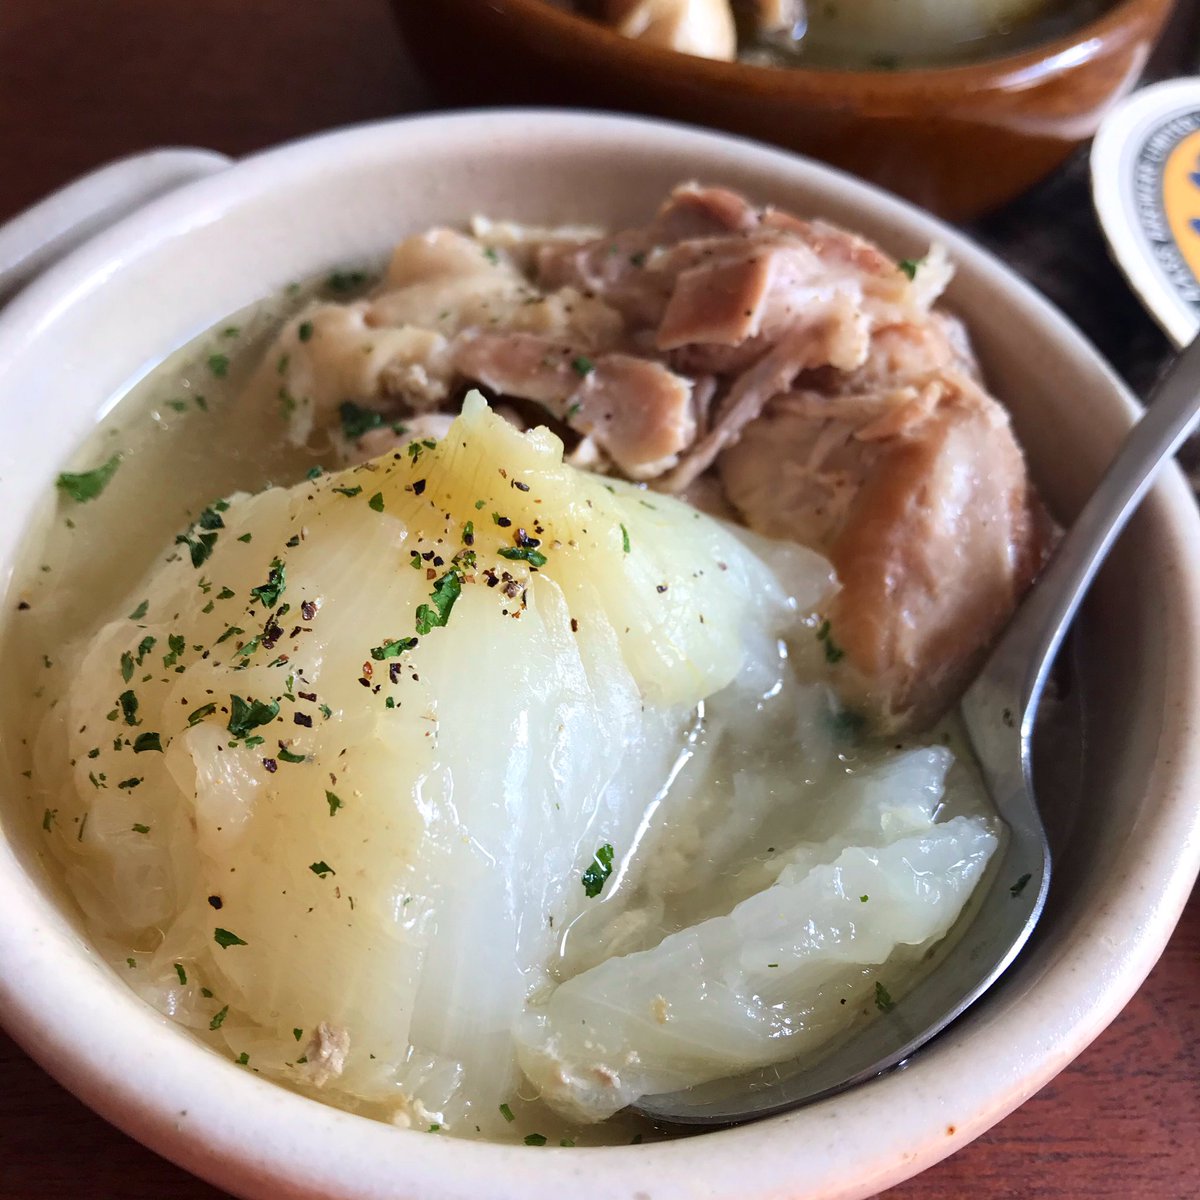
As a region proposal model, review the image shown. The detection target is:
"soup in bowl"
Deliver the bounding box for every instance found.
[0,112,1198,1198]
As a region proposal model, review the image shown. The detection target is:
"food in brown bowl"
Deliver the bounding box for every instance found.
[391,0,1173,219]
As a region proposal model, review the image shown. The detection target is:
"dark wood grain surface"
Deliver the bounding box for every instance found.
[1,2,1197,1196]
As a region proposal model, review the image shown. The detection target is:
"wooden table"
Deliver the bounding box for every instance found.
[1,3,1197,1196]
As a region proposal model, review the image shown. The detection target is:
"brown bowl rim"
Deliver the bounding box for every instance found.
[485,0,1171,95]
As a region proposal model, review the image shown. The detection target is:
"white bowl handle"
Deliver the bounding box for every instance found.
[0,148,231,307]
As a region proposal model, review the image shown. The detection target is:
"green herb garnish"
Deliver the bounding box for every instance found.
[581,843,614,899]
[339,401,386,441]
[163,633,186,667]
[277,746,306,764]
[297,320,314,342]
[370,637,418,660]
[332,485,362,498]
[619,523,631,554]
[817,619,845,665]
[1010,873,1032,897]
[207,353,230,378]
[415,570,462,636]
[570,355,594,377]
[368,491,385,512]
[214,928,247,949]
[326,789,343,816]
[499,1103,515,1123]
[129,599,149,621]
[118,690,140,726]
[226,695,279,739]
[176,529,218,568]
[498,546,547,568]
[249,557,286,608]
[209,1005,230,1030]
[133,732,162,753]
[524,1133,547,1147]
[56,454,121,503]
[874,981,895,1013]
[309,861,335,878]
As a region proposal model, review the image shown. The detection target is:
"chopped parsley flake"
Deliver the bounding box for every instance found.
[524,1133,547,1147]
[249,557,286,608]
[620,524,631,554]
[176,528,218,568]
[1010,873,1032,897]
[163,633,186,667]
[293,1027,303,1041]
[370,637,418,660]
[174,964,187,985]
[874,981,895,1013]
[214,928,247,949]
[120,651,134,682]
[215,625,244,646]
[209,1005,230,1030]
[415,570,462,636]
[41,809,55,831]
[860,894,869,903]
[339,401,386,441]
[499,1103,515,1123]
[116,777,142,790]
[326,789,343,816]
[56,454,121,503]
[474,499,486,510]
[297,320,314,342]
[498,546,547,568]
[129,599,149,621]
[237,533,252,543]
[133,732,162,753]
[897,258,921,280]
[570,355,594,377]
[207,353,230,378]
[817,619,845,664]
[136,635,156,664]
[118,690,140,726]
[226,695,280,739]
[332,485,362,498]
[581,843,614,898]
[368,491,385,512]
[309,861,335,878]
[277,746,306,764]
[237,1052,250,1065]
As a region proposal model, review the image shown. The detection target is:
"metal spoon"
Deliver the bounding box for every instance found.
[636,333,1200,1126]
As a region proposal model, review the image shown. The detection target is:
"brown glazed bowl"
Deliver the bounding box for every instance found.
[391,0,1174,220]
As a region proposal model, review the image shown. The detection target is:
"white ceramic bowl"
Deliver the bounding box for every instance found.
[1,111,1199,1200]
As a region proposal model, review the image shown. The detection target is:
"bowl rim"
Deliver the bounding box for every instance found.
[1,107,1199,1200]
[475,0,1169,92]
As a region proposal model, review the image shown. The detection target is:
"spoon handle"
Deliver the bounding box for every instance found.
[981,336,1200,730]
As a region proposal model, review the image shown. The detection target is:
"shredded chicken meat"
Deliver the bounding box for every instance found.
[251,183,1051,729]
